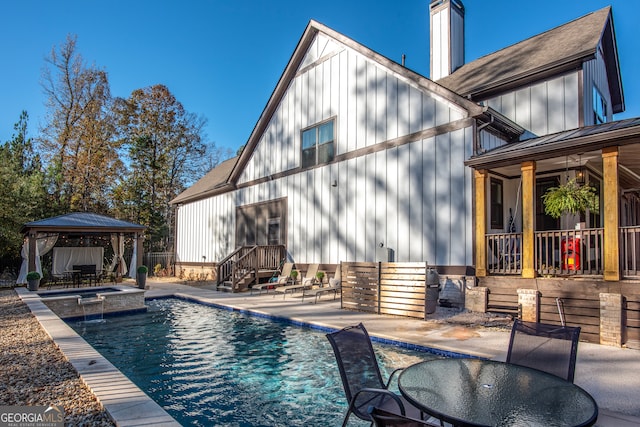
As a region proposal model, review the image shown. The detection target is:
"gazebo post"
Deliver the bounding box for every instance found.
[136,233,144,271]
[28,232,37,273]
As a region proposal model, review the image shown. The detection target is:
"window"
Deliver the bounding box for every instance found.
[490,178,504,229]
[536,177,560,231]
[593,86,607,124]
[267,218,281,245]
[302,119,335,168]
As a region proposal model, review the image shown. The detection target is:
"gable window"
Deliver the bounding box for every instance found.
[302,119,335,168]
[593,86,607,124]
[490,178,504,229]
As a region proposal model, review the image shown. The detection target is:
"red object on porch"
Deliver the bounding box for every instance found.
[562,237,581,270]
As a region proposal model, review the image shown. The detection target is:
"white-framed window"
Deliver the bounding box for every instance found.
[593,86,607,125]
[302,119,335,168]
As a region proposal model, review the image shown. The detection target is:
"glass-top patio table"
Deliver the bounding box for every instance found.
[398,358,598,427]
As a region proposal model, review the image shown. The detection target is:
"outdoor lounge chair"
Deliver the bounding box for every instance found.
[368,407,440,427]
[302,264,341,303]
[506,319,581,383]
[273,263,319,299]
[326,323,424,427]
[251,262,294,294]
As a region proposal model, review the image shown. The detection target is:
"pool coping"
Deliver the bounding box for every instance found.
[18,286,476,427]
[16,287,180,427]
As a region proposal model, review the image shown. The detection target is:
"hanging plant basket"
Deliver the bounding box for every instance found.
[541,178,599,219]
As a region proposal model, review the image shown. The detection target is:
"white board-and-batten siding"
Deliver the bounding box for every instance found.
[485,72,580,137]
[176,32,475,266]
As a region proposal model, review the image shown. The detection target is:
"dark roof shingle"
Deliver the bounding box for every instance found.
[438,7,612,100]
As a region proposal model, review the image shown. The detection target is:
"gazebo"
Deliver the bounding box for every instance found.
[17,212,146,284]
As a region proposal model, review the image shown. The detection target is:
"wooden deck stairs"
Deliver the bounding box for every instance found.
[216,245,285,293]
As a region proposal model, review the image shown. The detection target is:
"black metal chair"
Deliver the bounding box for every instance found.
[506,319,581,382]
[326,323,424,427]
[368,407,440,427]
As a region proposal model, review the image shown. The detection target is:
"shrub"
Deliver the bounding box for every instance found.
[26,271,41,280]
[137,265,148,274]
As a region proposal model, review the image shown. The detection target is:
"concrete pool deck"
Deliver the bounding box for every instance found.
[19,280,640,426]
[146,280,640,427]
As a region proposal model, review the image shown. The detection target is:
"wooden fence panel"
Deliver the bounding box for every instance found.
[537,280,601,343]
[341,262,379,313]
[485,280,519,316]
[341,262,429,318]
[622,282,640,349]
[379,263,427,319]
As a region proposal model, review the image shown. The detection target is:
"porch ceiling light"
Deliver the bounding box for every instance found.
[575,154,585,186]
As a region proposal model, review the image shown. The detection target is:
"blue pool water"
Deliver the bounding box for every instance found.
[69,298,441,426]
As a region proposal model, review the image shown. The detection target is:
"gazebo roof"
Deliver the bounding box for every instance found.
[22,212,146,234]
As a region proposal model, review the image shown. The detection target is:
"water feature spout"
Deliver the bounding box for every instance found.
[78,296,105,323]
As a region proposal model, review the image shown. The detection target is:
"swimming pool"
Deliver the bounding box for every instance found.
[69,298,442,426]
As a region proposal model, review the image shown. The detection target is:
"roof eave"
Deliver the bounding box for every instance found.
[465,54,591,100]
[465,122,640,169]
[171,183,236,206]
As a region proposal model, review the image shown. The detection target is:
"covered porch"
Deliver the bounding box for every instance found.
[468,118,640,281]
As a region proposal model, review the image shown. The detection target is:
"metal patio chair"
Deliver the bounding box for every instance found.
[326,323,424,427]
[368,407,440,427]
[506,319,581,383]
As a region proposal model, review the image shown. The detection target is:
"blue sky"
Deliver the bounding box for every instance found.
[1,1,639,155]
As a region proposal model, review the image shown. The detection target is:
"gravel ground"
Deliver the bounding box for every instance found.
[0,288,115,427]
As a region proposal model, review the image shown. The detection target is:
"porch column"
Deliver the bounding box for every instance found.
[602,147,620,281]
[474,169,488,277]
[521,161,536,278]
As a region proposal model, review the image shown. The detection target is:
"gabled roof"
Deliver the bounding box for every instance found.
[226,19,488,184]
[22,212,145,233]
[438,7,624,113]
[170,156,238,204]
[172,19,504,205]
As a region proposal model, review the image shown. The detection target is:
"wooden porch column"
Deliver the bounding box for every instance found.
[474,169,488,277]
[602,147,620,281]
[521,161,536,278]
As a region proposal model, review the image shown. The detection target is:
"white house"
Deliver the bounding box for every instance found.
[172,1,640,285]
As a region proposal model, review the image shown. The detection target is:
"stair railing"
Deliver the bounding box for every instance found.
[231,246,258,290]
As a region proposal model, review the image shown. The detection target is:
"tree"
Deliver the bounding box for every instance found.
[39,34,121,214]
[0,112,48,271]
[112,84,209,251]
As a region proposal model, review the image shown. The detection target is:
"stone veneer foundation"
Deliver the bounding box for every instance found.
[36,286,146,319]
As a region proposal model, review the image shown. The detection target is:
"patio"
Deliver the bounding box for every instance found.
[12,279,640,426]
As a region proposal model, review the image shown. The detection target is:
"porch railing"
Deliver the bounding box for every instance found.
[621,226,640,277]
[486,229,605,276]
[534,228,603,276]
[486,233,522,275]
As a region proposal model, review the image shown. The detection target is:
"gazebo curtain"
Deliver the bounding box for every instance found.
[16,234,58,284]
[128,238,138,279]
[109,233,128,276]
